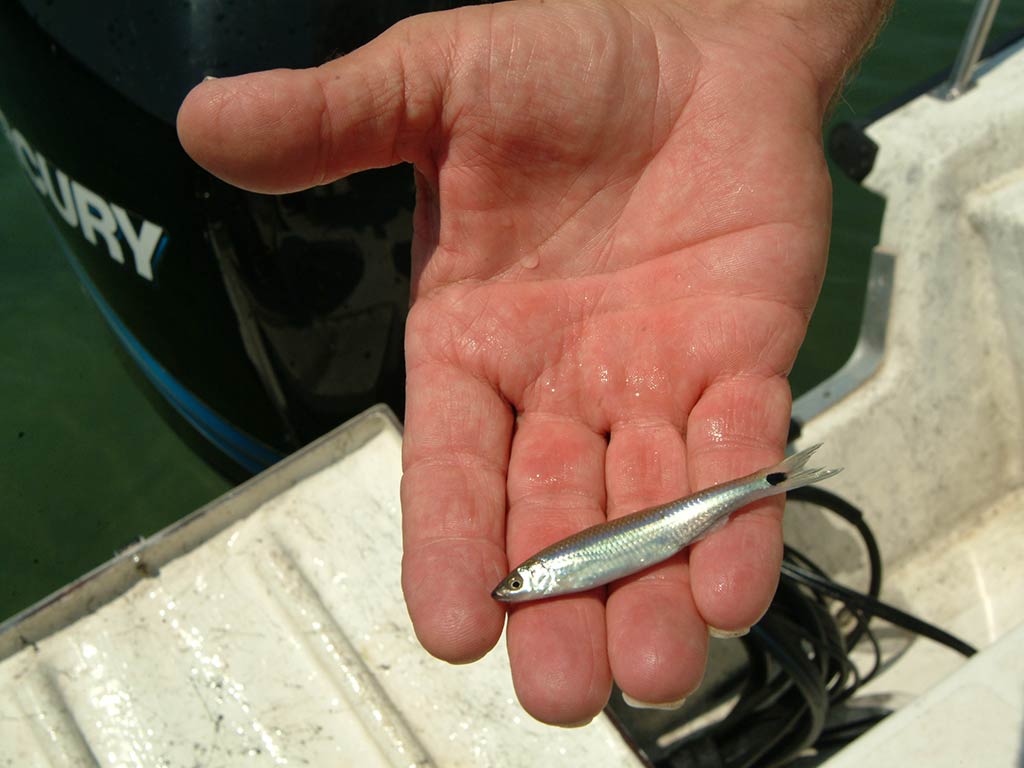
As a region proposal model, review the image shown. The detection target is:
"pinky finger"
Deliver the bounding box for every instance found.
[685,375,790,633]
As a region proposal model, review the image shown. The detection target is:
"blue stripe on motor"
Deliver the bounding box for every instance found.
[61,248,285,474]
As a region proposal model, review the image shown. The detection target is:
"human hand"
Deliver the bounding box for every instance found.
[178,0,889,725]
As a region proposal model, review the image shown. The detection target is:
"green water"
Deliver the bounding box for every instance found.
[0,155,234,620]
[3,2,1023,624]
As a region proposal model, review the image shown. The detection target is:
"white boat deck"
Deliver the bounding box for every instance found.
[806,33,1024,768]
[0,408,641,767]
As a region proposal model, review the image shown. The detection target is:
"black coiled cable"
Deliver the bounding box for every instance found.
[650,486,977,768]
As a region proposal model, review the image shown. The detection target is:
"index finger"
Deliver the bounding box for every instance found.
[400,357,512,664]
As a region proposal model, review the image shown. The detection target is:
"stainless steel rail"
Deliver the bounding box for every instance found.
[938,0,1003,99]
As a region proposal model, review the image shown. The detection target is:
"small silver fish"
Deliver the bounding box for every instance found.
[492,444,840,602]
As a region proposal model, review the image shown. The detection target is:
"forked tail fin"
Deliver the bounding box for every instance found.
[763,444,842,493]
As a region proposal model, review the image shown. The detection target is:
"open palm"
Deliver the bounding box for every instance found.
[179,0,835,725]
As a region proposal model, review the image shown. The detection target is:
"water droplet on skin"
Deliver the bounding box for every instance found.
[520,253,539,269]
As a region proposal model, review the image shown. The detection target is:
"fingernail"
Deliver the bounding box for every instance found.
[557,717,594,728]
[622,692,687,711]
[203,75,218,82]
[708,625,750,639]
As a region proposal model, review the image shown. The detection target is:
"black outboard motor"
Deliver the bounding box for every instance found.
[0,0,462,473]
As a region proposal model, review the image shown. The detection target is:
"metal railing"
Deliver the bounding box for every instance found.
[937,0,1003,99]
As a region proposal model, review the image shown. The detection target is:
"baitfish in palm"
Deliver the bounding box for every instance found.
[492,444,840,603]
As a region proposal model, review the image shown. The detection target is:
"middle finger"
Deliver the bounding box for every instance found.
[504,410,612,725]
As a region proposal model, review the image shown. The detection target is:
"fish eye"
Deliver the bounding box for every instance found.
[509,577,523,590]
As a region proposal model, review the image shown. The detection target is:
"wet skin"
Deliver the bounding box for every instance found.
[178,0,877,726]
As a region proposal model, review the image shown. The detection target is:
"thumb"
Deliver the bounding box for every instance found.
[176,13,449,194]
